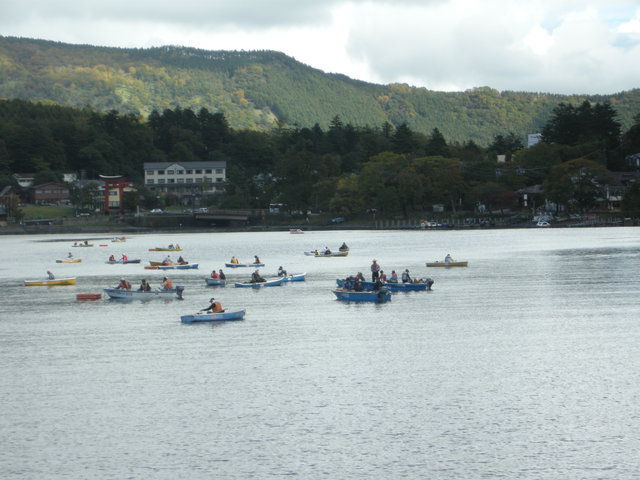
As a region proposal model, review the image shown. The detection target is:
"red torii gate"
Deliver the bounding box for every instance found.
[99,175,132,213]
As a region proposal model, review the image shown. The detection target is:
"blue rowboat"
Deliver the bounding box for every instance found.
[336,278,433,291]
[332,288,391,303]
[145,264,199,270]
[282,272,306,282]
[205,278,227,286]
[105,259,141,264]
[234,277,285,288]
[103,286,184,299]
[181,309,246,323]
[225,263,265,268]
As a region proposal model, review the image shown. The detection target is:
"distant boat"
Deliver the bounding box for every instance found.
[282,272,306,282]
[332,288,391,303]
[148,247,183,251]
[304,250,348,257]
[103,286,184,299]
[289,229,304,234]
[56,258,82,263]
[76,293,102,301]
[225,262,265,268]
[426,261,468,267]
[71,243,93,247]
[181,309,246,324]
[536,221,551,227]
[205,278,227,286]
[145,264,199,270]
[336,278,433,291]
[106,259,141,264]
[25,277,76,286]
[234,277,285,288]
[149,260,191,266]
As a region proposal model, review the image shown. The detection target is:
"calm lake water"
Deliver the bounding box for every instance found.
[1,227,639,479]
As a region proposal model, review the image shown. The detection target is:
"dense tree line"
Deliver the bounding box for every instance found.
[3,36,640,146]
[1,98,640,218]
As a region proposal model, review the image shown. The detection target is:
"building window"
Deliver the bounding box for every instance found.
[158,170,165,175]
[205,169,212,174]
[216,177,224,183]
[146,170,155,175]
[158,179,165,184]
[216,169,223,174]
[186,178,193,183]
[177,170,184,174]
[147,179,154,184]
[195,169,202,174]
[177,178,184,183]
[186,170,193,174]
[168,179,175,184]
[167,170,175,175]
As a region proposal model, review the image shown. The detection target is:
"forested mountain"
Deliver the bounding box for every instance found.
[2,35,640,145]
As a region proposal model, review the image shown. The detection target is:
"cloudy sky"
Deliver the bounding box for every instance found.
[3,0,640,94]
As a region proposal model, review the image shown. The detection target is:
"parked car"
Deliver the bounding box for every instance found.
[150,208,164,214]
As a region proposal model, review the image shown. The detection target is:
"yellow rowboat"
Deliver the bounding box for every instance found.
[148,247,183,252]
[56,258,82,263]
[24,277,77,286]
[426,261,468,267]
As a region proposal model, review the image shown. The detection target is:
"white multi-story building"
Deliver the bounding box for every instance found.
[143,161,227,195]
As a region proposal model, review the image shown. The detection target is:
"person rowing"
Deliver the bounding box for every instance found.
[201,297,224,314]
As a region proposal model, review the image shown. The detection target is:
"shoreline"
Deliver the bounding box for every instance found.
[1,219,636,237]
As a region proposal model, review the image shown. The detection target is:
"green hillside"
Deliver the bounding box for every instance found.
[1,35,640,145]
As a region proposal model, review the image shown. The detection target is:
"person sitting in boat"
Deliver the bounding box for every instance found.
[218,269,226,280]
[339,242,349,251]
[353,278,364,292]
[177,255,187,264]
[277,266,288,277]
[372,278,384,291]
[203,297,224,313]
[401,269,412,283]
[324,247,331,255]
[67,252,74,259]
[444,253,454,263]
[230,256,239,264]
[138,279,151,292]
[251,269,265,283]
[210,269,220,279]
[379,270,387,282]
[161,276,173,290]
[117,278,131,290]
[253,255,261,264]
[162,255,172,265]
[109,254,116,262]
[73,242,78,247]
[121,254,128,262]
[168,244,174,249]
[84,240,88,245]
[343,276,355,290]
[174,244,180,250]
[355,272,365,282]
[47,270,55,280]
[388,270,398,283]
